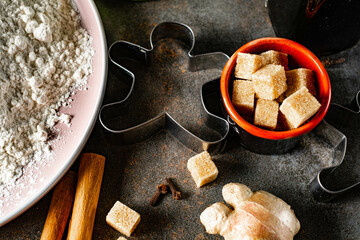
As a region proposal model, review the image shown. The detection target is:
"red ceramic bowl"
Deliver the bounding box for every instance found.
[221,38,331,151]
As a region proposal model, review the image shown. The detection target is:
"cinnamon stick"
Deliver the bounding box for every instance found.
[41,170,77,240]
[67,153,105,240]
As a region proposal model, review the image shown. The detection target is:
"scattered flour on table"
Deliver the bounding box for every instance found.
[0,0,93,188]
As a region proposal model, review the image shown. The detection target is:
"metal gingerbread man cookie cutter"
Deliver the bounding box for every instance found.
[99,22,230,153]
[310,90,360,202]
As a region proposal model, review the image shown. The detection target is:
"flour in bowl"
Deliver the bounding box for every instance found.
[0,0,93,187]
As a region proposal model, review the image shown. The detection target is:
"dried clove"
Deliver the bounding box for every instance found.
[165,177,182,200]
[150,190,162,206]
[150,184,168,206]
[157,184,168,194]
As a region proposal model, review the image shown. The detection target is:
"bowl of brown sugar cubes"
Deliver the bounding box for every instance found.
[220,38,331,154]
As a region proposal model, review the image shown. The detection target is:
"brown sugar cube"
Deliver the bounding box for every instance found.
[276,93,286,103]
[285,68,317,97]
[235,53,266,80]
[106,201,141,237]
[260,50,289,70]
[187,151,218,188]
[280,87,321,129]
[252,64,287,100]
[232,80,255,115]
[254,99,279,130]
[275,111,291,131]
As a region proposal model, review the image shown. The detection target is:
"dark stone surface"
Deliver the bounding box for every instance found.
[0,0,359,239]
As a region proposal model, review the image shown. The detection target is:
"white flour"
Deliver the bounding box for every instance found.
[0,0,93,187]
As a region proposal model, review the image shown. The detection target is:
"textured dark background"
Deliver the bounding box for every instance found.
[1,0,359,239]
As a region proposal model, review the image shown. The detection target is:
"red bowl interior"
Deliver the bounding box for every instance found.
[221,38,331,140]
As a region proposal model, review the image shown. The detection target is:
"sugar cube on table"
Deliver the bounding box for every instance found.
[232,80,255,115]
[260,50,289,70]
[235,53,266,80]
[252,64,287,100]
[117,237,127,240]
[285,68,317,97]
[187,151,218,188]
[254,99,279,130]
[280,87,321,129]
[106,201,141,237]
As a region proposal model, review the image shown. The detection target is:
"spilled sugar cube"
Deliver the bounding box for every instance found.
[187,151,218,188]
[106,201,141,237]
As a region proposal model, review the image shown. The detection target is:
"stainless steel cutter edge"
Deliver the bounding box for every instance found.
[99,22,230,153]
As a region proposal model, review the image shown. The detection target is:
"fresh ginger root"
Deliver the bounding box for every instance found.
[200,183,300,240]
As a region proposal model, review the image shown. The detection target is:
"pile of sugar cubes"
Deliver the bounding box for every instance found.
[232,50,321,130]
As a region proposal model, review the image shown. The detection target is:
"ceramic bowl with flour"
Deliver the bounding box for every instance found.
[0,0,107,226]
